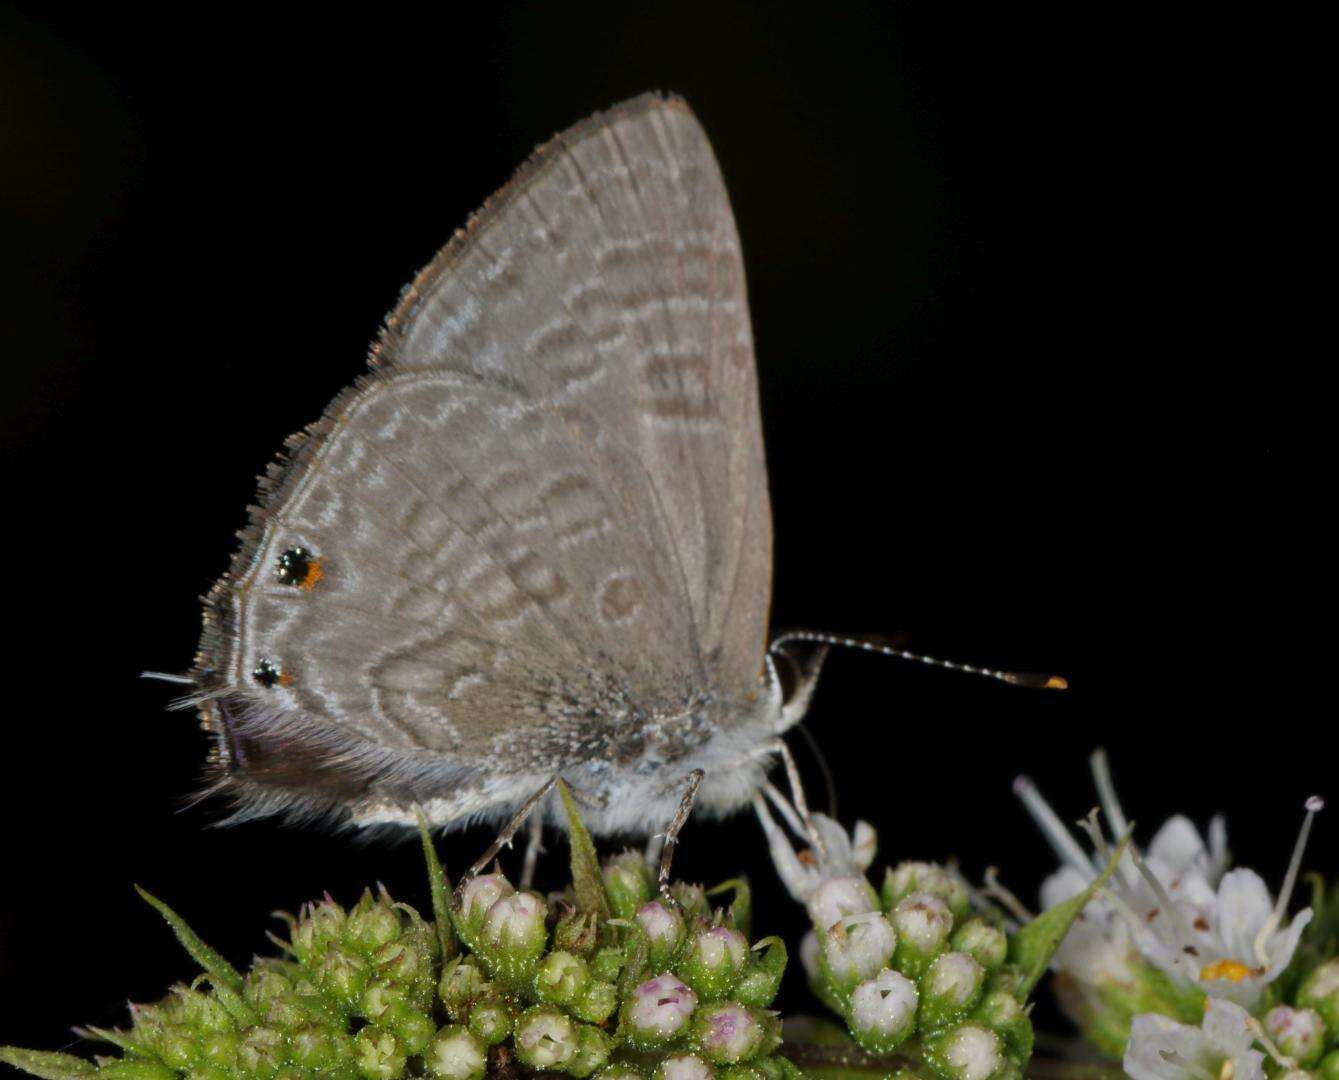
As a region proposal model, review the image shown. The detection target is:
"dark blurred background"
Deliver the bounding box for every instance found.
[0,2,1326,1051]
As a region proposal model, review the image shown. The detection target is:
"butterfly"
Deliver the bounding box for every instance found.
[186,94,826,866]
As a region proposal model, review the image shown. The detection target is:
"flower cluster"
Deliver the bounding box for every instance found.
[1017,750,1335,1078]
[755,800,1052,1080]
[1,806,798,1080]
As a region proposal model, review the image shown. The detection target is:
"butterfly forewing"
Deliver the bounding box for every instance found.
[195,94,772,827]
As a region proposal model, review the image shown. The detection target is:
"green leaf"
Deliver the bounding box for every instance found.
[133,886,257,1024]
[557,779,611,921]
[416,807,459,961]
[0,1047,99,1080]
[1008,832,1130,999]
[134,886,244,992]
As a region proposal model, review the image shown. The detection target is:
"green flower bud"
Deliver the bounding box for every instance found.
[361,979,411,1025]
[346,894,403,953]
[553,909,600,957]
[883,862,969,921]
[199,1029,241,1068]
[262,993,311,1031]
[572,979,619,1025]
[536,950,591,1005]
[716,1068,765,1080]
[971,979,1032,1062]
[849,968,918,1053]
[1299,961,1339,1038]
[604,852,655,919]
[670,883,711,921]
[427,1025,487,1080]
[734,938,787,1008]
[289,1024,350,1070]
[183,1066,231,1080]
[624,973,699,1048]
[467,997,514,1045]
[355,1027,409,1080]
[238,1026,288,1073]
[820,914,897,994]
[440,957,490,1019]
[637,901,688,969]
[692,1003,774,1065]
[320,943,372,1006]
[891,893,953,980]
[596,1065,646,1080]
[393,1008,438,1054]
[96,1061,179,1080]
[1319,1051,1339,1080]
[514,1006,578,1070]
[950,919,1007,973]
[245,968,294,1009]
[655,1053,716,1080]
[152,1025,199,1069]
[679,927,749,999]
[920,952,986,1030]
[1266,1006,1327,1067]
[292,899,347,963]
[569,1024,613,1078]
[590,944,627,983]
[374,938,427,987]
[923,1024,1006,1080]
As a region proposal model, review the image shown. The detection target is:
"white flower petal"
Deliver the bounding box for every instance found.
[1201,999,1256,1056]
[1262,907,1312,977]
[1147,816,1208,877]
[1215,869,1273,960]
[1040,866,1091,910]
[1124,1013,1205,1080]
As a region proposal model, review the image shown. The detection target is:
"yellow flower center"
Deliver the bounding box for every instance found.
[1200,958,1251,983]
[1219,1060,1235,1080]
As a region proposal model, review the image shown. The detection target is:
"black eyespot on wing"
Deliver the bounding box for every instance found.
[276,547,314,587]
[252,659,282,688]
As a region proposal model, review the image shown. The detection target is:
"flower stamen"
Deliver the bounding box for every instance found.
[1013,776,1097,877]
[1252,795,1324,967]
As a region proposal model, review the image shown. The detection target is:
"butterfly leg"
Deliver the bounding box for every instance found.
[657,768,705,905]
[749,737,827,861]
[520,807,545,890]
[455,777,558,901]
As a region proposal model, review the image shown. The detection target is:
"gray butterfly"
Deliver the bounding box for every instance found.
[189,94,825,863]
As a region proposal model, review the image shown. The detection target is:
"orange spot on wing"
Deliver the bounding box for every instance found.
[301,559,325,591]
[278,672,295,687]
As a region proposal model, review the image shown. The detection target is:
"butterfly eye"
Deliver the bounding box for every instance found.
[252,659,283,688]
[276,547,323,590]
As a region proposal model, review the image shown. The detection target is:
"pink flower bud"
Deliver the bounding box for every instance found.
[458,874,514,921]
[693,1002,767,1064]
[636,901,686,952]
[628,973,698,1041]
[483,892,547,952]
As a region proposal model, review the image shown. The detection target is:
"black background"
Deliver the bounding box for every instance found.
[0,2,1327,1054]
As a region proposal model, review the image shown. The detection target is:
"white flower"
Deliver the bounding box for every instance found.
[1016,751,1321,1008]
[1124,998,1266,1080]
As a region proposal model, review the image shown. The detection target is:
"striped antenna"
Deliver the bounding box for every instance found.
[768,631,1068,690]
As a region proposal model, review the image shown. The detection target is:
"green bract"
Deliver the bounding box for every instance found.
[0,802,799,1080]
